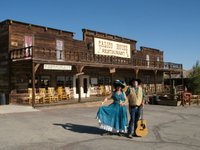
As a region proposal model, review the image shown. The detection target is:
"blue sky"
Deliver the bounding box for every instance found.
[1,0,200,70]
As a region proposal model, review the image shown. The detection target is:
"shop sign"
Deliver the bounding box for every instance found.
[110,68,116,73]
[44,64,72,70]
[94,37,131,58]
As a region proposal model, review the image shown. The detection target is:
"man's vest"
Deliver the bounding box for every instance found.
[128,86,143,106]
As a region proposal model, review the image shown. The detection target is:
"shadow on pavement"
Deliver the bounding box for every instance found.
[53,123,105,135]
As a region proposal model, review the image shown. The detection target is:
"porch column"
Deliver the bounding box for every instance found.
[169,71,172,90]
[31,63,40,108]
[78,76,81,102]
[75,65,84,102]
[31,62,36,108]
[181,69,184,88]
[109,67,116,91]
[134,69,139,79]
[154,70,158,94]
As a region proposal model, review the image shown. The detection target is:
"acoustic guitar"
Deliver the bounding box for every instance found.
[135,107,148,137]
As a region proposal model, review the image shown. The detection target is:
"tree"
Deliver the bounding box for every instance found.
[188,60,200,94]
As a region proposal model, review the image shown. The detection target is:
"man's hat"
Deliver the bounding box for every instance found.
[136,79,142,85]
[129,78,136,86]
[113,80,126,89]
[129,78,142,86]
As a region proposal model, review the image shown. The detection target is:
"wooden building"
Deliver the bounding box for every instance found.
[0,19,183,107]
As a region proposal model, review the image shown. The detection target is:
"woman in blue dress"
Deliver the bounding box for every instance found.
[96,80,128,135]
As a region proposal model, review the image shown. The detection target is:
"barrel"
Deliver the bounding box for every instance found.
[152,94,158,104]
[0,93,6,105]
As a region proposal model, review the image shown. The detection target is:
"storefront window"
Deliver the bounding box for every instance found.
[98,76,104,85]
[90,77,98,86]
[66,76,73,87]
[57,76,65,87]
[28,76,39,88]
[41,76,50,88]
[56,76,72,87]
[104,77,110,85]
[98,76,111,85]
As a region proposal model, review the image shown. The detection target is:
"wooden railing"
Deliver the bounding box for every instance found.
[10,46,183,70]
[10,46,32,59]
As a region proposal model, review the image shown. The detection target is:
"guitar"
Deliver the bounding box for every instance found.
[135,107,148,137]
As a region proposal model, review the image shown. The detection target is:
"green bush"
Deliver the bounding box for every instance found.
[188,61,200,94]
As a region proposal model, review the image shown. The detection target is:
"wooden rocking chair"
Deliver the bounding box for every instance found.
[57,87,68,100]
[64,87,71,100]
[47,87,59,103]
[27,88,40,104]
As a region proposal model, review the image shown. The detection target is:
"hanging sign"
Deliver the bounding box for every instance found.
[110,68,116,73]
[44,64,72,70]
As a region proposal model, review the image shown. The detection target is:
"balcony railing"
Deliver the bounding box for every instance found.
[10,46,183,71]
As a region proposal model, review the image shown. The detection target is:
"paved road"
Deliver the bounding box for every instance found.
[0,102,200,150]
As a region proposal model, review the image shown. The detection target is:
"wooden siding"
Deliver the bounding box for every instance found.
[8,20,182,73]
[82,29,137,53]
[10,46,183,72]
[134,46,164,62]
[9,20,74,51]
[10,60,32,90]
[0,21,10,102]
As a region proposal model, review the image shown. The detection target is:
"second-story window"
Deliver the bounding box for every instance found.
[56,39,64,61]
[157,57,160,62]
[146,54,150,67]
[24,35,33,57]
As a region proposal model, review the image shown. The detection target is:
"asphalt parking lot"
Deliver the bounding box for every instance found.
[0,102,200,150]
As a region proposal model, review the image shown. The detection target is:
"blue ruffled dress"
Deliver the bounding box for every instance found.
[97,92,128,133]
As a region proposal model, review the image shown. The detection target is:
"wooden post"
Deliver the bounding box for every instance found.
[109,67,115,92]
[135,69,139,79]
[169,71,172,91]
[8,22,12,105]
[181,69,184,88]
[154,70,157,94]
[78,76,81,102]
[32,62,36,108]
[75,65,84,103]
[110,73,114,92]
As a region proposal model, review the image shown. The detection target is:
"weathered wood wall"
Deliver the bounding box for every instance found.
[82,29,137,54]
[9,20,75,51]
[0,21,10,103]
[10,61,32,91]
[134,46,164,62]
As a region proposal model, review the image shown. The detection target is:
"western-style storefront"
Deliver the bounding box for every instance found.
[0,20,183,107]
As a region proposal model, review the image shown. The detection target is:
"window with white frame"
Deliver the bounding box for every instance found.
[157,56,160,62]
[56,40,64,61]
[24,35,33,57]
[146,55,150,68]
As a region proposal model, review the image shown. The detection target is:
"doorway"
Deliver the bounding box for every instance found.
[73,75,90,98]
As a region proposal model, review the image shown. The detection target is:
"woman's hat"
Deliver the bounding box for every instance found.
[113,80,126,88]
